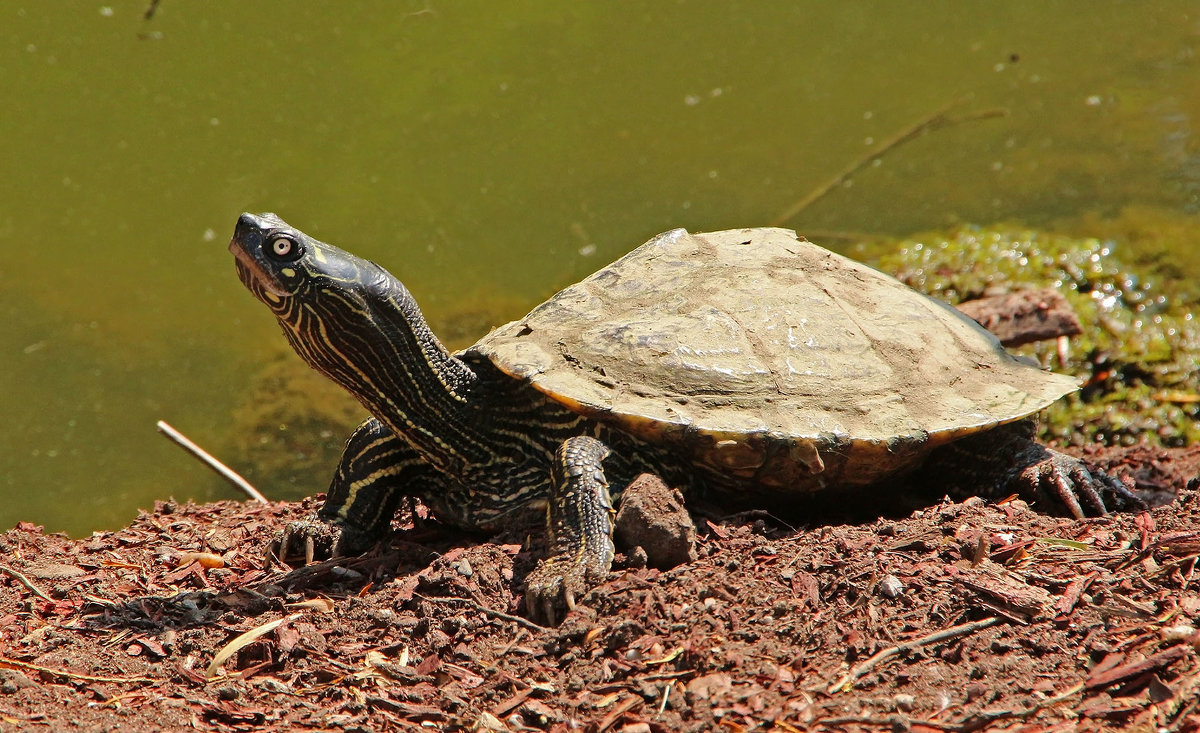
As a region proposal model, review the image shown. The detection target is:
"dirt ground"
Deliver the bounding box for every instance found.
[1,444,1198,732]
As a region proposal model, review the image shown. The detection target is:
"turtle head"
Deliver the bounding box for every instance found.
[228,211,460,381]
[228,212,478,455]
[231,212,365,298]
[229,212,396,318]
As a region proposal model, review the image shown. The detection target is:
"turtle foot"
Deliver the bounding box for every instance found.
[268,519,341,566]
[1018,450,1145,518]
[523,553,609,626]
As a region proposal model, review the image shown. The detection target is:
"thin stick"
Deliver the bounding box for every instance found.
[813,716,970,732]
[0,655,157,685]
[413,593,544,633]
[771,102,1007,227]
[0,565,54,602]
[657,679,674,716]
[828,616,1001,693]
[156,420,268,504]
[966,681,1086,727]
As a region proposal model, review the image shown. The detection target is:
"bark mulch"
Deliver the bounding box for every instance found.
[1,444,1198,732]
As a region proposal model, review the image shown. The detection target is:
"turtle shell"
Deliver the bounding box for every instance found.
[470,228,1078,492]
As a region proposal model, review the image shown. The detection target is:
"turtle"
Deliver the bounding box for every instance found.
[228,213,1141,624]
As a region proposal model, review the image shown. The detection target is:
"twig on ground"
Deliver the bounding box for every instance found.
[0,655,157,685]
[657,679,674,716]
[207,614,301,677]
[156,420,268,504]
[413,593,543,632]
[812,716,969,732]
[714,509,798,533]
[0,565,54,602]
[595,694,642,733]
[494,628,529,659]
[957,681,1086,730]
[828,616,1002,693]
[814,682,1089,733]
[771,101,1007,227]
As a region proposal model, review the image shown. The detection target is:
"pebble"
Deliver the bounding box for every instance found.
[879,574,905,599]
[613,474,697,569]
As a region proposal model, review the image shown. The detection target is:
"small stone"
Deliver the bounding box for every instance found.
[330,566,365,581]
[1006,499,1031,513]
[879,574,904,599]
[255,677,292,694]
[519,699,563,726]
[625,546,648,568]
[964,681,989,701]
[893,693,916,711]
[473,712,507,731]
[614,474,697,569]
[1162,624,1197,641]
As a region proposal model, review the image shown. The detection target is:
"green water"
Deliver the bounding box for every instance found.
[2,2,1198,536]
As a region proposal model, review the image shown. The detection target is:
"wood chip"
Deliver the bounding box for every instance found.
[956,288,1081,346]
[1084,644,1190,691]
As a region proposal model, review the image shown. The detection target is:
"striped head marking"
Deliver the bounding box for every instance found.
[227,212,470,449]
[227,212,442,411]
[228,212,388,320]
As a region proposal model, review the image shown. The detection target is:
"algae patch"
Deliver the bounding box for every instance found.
[862,221,1200,447]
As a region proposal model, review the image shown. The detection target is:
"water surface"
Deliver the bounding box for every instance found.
[2,2,1197,534]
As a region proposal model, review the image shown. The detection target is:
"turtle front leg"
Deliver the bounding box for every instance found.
[272,417,429,564]
[524,436,616,625]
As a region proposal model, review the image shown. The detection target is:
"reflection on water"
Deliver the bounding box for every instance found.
[1,2,1197,535]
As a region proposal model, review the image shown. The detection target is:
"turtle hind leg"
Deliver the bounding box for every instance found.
[271,417,430,564]
[926,419,1144,517]
[524,435,616,626]
[1014,447,1143,518]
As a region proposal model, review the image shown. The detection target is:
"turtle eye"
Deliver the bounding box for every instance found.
[266,235,303,262]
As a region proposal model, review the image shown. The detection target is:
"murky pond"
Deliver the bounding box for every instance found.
[2,2,1198,536]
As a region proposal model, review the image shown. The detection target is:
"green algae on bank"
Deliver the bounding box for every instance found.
[860,223,1200,447]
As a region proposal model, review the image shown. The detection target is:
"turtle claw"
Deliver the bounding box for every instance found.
[1019,450,1144,518]
[269,518,340,566]
[523,555,605,626]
